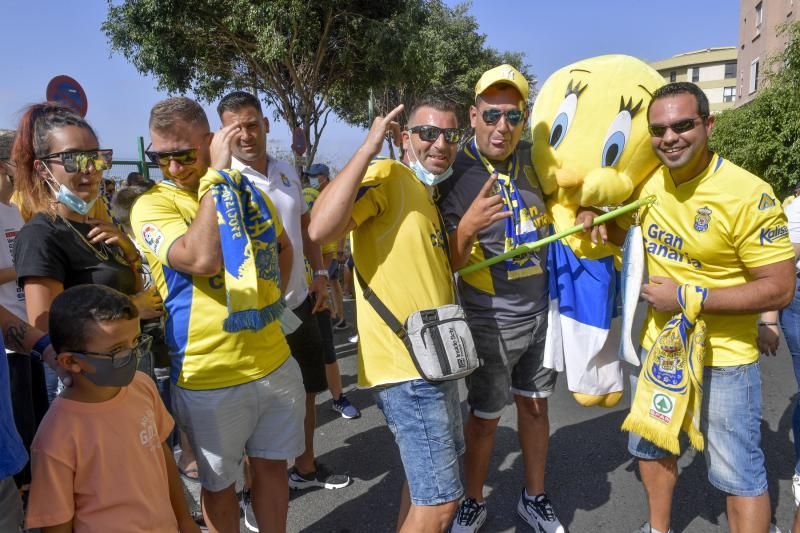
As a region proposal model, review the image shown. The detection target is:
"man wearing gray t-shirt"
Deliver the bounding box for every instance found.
[437,65,563,533]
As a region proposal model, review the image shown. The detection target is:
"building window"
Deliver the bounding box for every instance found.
[691,67,700,82]
[724,62,736,78]
[755,2,764,32]
[669,70,676,82]
[723,86,736,102]
[749,58,760,93]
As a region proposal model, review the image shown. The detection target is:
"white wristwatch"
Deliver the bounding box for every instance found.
[313,269,329,278]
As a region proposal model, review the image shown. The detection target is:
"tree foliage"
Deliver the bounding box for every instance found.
[103,0,530,165]
[329,1,533,133]
[710,22,800,196]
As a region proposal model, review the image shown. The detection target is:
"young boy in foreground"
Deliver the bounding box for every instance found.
[25,284,198,532]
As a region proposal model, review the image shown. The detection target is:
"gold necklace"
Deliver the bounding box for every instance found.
[59,215,112,262]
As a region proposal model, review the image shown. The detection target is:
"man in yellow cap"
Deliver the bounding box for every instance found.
[437,65,561,532]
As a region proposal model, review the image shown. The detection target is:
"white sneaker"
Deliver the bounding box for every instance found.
[450,498,486,532]
[633,523,673,533]
[516,490,564,533]
[793,473,800,507]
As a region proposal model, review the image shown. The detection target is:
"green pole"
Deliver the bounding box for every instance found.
[457,196,655,275]
[137,136,149,179]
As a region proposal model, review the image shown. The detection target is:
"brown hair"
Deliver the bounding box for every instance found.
[149,96,209,133]
[12,103,98,221]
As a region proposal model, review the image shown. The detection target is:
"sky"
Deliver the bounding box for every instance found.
[0,0,739,167]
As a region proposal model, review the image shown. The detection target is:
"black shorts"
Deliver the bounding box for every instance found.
[285,296,328,394]
[316,310,338,365]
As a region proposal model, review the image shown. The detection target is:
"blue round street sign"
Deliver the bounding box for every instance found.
[46,75,88,117]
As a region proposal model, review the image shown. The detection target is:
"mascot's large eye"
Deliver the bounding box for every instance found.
[548,93,578,149]
[600,110,632,167]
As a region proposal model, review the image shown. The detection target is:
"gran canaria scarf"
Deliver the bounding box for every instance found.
[465,138,541,279]
[198,168,284,333]
[622,284,708,454]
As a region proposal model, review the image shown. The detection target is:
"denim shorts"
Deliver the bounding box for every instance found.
[373,379,465,506]
[628,350,767,497]
[172,357,306,492]
[468,313,556,419]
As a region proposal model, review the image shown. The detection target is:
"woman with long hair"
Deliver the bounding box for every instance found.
[11,103,163,397]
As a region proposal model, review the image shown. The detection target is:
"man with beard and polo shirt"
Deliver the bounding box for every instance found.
[437,65,562,533]
[215,92,350,527]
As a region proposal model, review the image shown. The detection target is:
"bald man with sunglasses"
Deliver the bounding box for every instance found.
[437,65,562,533]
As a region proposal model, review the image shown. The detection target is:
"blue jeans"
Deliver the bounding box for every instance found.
[373,379,465,506]
[780,275,800,475]
[629,354,767,497]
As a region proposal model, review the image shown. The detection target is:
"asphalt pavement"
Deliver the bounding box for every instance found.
[182,300,800,532]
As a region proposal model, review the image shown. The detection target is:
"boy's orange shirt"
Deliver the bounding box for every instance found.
[26,372,177,532]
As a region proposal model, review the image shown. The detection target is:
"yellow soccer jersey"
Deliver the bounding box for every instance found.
[634,154,793,366]
[130,179,290,390]
[350,157,454,387]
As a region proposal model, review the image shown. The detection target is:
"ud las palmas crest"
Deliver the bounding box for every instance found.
[694,206,712,232]
[648,331,685,423]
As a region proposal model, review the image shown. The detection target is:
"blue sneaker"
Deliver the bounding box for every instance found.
[332,394,361,419]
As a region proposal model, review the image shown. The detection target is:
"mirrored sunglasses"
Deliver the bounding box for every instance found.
[145,148,198,167]
[481,108,524,127]
[40,149,113,173]
[408,125,462,144]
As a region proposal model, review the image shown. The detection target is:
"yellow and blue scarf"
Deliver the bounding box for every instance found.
[198,168,284,333]
[622,284,708,453]
[466,138,541,279]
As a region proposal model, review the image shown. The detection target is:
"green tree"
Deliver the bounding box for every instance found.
[103,0,530,166]
[710,22,800,196]
[330,1,533,138]
[103,0,410,167]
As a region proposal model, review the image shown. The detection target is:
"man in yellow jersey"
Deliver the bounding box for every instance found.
[437,65,560,533]
[130,97,305,533]
[309,95,463,533]
[582,82,795,533]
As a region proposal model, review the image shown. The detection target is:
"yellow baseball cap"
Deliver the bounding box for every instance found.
[474,64,529,103]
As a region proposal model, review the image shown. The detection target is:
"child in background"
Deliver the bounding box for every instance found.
[25,285,197,532]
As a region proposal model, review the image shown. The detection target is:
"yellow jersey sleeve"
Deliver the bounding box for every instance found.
[130,190,189,267]
[733,184,793,269]
[351,158,392,228]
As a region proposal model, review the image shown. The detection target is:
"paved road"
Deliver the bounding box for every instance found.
[184,301,799,532]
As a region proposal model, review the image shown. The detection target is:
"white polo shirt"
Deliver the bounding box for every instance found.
[232,156,309,310]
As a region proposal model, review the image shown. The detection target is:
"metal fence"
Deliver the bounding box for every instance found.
[105,136,164,186]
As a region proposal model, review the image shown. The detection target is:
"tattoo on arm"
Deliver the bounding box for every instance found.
[5,321,29,353]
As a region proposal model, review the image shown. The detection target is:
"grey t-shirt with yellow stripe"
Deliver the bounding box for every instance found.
[437,141,550,327]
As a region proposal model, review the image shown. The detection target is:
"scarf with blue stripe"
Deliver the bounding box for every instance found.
[465,138,541,279]
[622,284,708,454]
[198,168,284,333]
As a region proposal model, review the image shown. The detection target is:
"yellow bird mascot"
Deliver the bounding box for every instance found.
[531,55,664,406]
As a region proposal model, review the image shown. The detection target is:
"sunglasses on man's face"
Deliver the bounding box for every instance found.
[648,116,705,138]
[145,148,198,167]
[481,108,524,127]
[408,125,462,144]
[39,149,113,173]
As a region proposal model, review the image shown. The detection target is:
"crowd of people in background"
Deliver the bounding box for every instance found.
[0,63,797,533]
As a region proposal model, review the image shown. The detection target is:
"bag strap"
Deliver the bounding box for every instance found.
[353,266,413,350]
